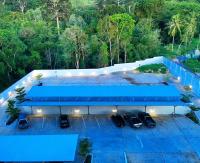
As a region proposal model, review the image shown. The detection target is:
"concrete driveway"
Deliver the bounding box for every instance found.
[0,115,200,163]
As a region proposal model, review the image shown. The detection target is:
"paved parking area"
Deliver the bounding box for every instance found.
[0,115,200,163]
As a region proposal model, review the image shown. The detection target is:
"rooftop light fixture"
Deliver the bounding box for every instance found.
[112,109,117,113]
[0,98,4,105]
[79,72,84,76]
[103,70,109,75]
[27,77,31,82]
[123,68,127,71]
[74,109,80,114]
[22,81,26,86]
[2,101,7,107]
[91,72,97,76]
[177,76,181,81]
[149,109,157,117]
[66,72,72,77]
[8,91,13,97]
[36,109,42,114]
[189,85,192,89]
[123,67,127,74]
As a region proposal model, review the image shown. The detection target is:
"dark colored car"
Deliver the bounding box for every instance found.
[18,114,30,129]
[59,114,70,128]
[111,114,125,127]
[38,82,43,86]
[124,113,142,128]
[138,112,156,128]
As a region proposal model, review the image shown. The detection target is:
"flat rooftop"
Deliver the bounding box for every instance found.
[0,134,78,162]
[26,85,180,98]
[20,85,185,106]
[41,72,165,86]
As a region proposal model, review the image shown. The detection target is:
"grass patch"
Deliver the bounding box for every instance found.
[137,64,167,74]
[184,59,200,73]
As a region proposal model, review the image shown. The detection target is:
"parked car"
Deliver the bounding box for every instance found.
[123,113,142,128]
[138,112,156,128]
[59,114,70,128]
[111,114,125,127]
[18,114,30,129]
[37,82,43,86]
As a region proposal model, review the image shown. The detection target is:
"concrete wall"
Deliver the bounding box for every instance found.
[0,56,191,115]
[0,56,164,107]
[22,105,190,116]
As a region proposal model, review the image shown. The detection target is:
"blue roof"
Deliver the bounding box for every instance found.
[20,101,186,106]
[26,85,180,98]
[0,135,78,162]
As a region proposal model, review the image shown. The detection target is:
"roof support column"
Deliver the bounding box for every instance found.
[31,106,33,115]
[116,105,118,114]
[145,106,147,113]
[173,106,176,117]
[87,106,90,115]
[59,106,61,115]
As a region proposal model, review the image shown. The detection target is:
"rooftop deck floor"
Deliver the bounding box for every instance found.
[42,72,165,86]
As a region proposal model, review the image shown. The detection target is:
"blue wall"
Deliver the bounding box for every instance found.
[163,58,200,96]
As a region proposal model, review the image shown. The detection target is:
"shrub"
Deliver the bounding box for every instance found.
[137,64,167,74]
[15,87,26,103]
[184,59,200,73]
[36,74,43,80]
[181,94,192,103]
[79,138,92,157]
[186,111,199,124]
[5,100,20,125]
[183,86,192,91]
[190,105,200,111]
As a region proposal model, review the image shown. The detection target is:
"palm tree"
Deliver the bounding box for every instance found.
[6,100,20,118]
[182,12,197,46]
[168,14,182,52]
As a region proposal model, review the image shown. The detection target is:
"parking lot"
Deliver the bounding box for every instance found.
[0,115,200,163]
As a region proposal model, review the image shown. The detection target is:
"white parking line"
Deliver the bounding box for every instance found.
[82,116,86,128]
[42,117,45,129]
[55,116,58,126]
[136,136,144,148]
[95,116,101,128]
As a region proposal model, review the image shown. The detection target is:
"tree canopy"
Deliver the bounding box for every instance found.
[0,0,200,91]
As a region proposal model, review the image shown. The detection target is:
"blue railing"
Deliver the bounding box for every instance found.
[163,58,200,96]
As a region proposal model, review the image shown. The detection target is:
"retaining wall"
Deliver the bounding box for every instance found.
[0,56,164,106]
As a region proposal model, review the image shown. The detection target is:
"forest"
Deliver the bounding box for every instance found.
[0,0,200,91]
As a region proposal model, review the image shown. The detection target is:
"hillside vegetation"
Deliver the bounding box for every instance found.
[0,0,200,91]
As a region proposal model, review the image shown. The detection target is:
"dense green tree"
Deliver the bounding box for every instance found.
[110,13,135,63]
[98,42,109,67]
[60,26,88,69]
[134,0,164,18]
[97,16,116,65]
[182,13,197,46]
[0,0,200,92]
[168,14,182,52]
[42,0,71,35]
[133,19,161,59]
[87,35,100,68]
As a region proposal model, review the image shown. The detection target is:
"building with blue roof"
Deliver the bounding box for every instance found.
[19,85,188,115]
